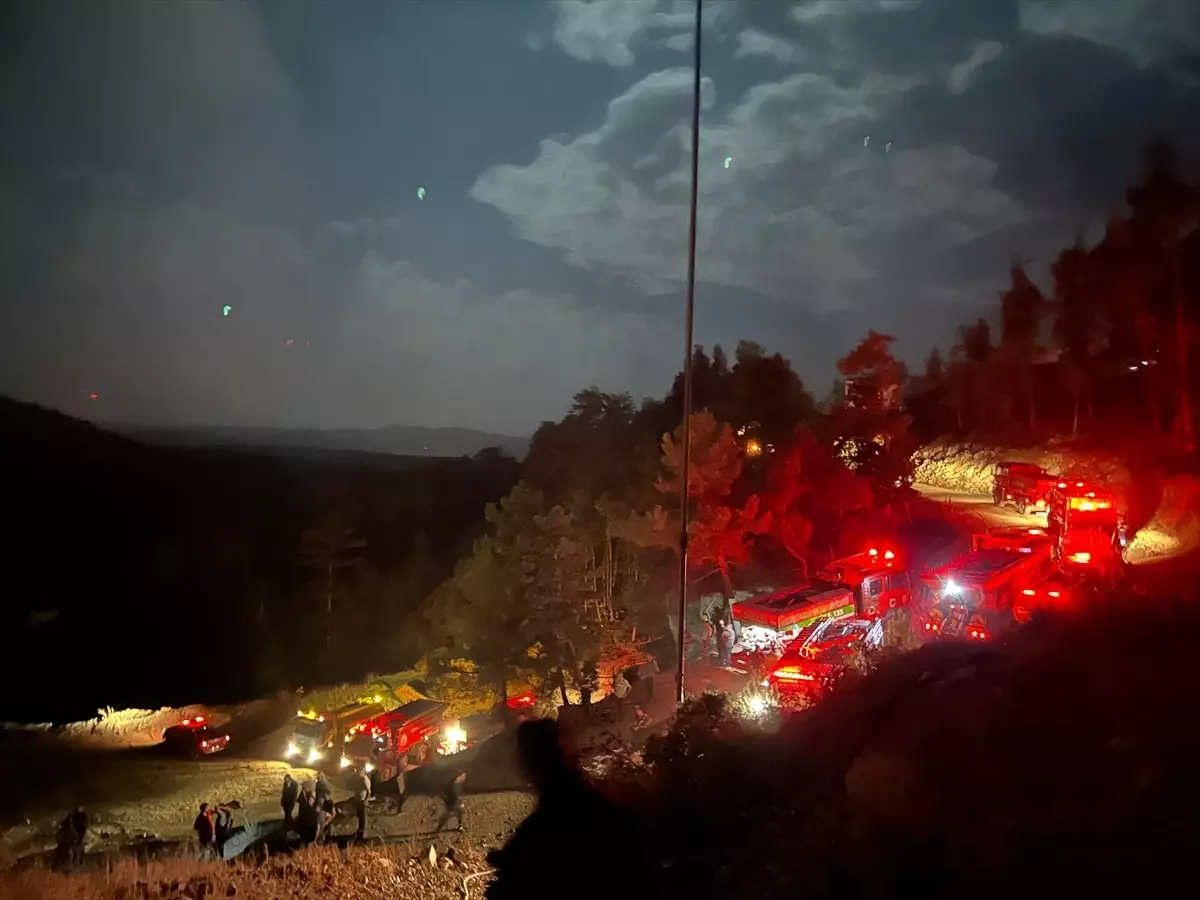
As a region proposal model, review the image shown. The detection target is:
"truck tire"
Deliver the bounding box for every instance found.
[409,741,430,766]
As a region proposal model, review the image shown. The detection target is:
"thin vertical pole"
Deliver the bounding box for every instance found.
[676,0,703,706]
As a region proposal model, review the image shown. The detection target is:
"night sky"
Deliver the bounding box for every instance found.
[1,0,1198,435]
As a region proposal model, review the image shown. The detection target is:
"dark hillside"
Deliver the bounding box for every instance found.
[1,397,518,722]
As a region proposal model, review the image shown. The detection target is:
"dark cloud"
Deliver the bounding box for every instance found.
[1,0,1198,431]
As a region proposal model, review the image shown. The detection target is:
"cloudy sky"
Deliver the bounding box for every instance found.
[2,0,1198,435]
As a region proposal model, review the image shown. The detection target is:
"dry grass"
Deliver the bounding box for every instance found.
[0,844,494,900]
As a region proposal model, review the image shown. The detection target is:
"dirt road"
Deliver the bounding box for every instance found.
[914,483,1047,528]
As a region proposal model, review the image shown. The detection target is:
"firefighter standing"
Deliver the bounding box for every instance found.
[352,765,372,841]
[280,774,299,833]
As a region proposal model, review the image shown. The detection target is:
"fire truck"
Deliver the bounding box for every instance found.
[1046,481,1124,580]
[338,698,451,784]
[285,699,388,766]
[732,548,910,652]
[922,540,1056,640]
[764,616,884,693]
[992,461,1058,515]
[1011,568,1102,624]
[971,525,1055,553]
[816,547,913,617]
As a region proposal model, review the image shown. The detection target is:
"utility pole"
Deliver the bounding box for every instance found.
[675,0,703,706]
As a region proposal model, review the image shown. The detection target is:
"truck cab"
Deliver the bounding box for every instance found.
[817,547,912,618]
[993,461,1057,515]
[285,699,387,767]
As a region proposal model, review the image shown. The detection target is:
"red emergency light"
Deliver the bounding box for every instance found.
[771,666,816,682]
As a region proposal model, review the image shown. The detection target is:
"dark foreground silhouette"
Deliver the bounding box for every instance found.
[486,719,648,900]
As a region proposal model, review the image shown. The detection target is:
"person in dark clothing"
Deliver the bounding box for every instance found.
[213,805,234,858]
[280,774,299,833]
[395,756,416,814]
[193,803,215,856]
[436,771,467,832]
[486,719,648,900]
[314,772,332,807]
[55,815,79,870]
[317,795,337,843]
[295,783,319,845]
[69,805,88,866]
[352,766,372,841]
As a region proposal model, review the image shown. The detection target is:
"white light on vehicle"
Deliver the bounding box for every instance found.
[748,695,767,715]
[339,756,351,769]
[445,725,468,745]
[286,743,298,758]
[307,749,322,764]
[943,579,961,597]
[364,763,375,773]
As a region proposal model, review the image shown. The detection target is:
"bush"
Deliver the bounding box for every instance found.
[0,845,494,900]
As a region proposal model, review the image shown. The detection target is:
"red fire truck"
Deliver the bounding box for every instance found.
[922,540,1056,640]
[733,548,910,651]
[971,526,1055,553]
[816,547,913,618]
[1012,568,1102,624]
[764,617,884,693]
[992,461,1058,515]
[1046,481,1123,579]
[338,698,450,784]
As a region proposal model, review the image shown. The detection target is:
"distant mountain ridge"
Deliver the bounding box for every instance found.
[110,422,529,460]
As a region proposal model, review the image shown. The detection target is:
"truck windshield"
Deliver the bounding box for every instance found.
[293,720,325,740]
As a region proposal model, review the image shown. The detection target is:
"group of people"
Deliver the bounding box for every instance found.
[279,770,359,844]
[192,801,236,858]
[278,763,466,846]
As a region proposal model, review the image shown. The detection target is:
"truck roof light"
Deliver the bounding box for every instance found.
[1048,590,1061,598]
[1022,589,1036,596]
[884,550,895,560]
[868,548,878,556]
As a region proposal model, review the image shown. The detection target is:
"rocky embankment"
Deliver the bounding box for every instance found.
[911,438,1131,495]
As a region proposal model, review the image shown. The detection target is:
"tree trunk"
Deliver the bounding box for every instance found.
[718,558,735,598]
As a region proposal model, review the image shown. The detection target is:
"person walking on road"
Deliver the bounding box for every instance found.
[436,771,467,832]
[281,774,299,833]
[352,765,372,841]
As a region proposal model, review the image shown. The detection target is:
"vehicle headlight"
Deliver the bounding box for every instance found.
[307,749,322,764]
[286,743,298,758]
[339,756,351,769]
[364,763,375,773]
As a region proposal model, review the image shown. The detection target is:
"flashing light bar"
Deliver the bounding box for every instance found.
[771,666,815,682]
[1070,552,1092,564]
[1048,590,1061,598]
[1028,528,1042,535]
[868,548,878,556]
[943,579,961,597]
[968,627,988,640]
[1022,589,1035,596]
[884,550,895,560]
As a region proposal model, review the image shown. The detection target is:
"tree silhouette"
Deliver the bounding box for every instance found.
[656,411,770,595]
[298,514,366,651]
